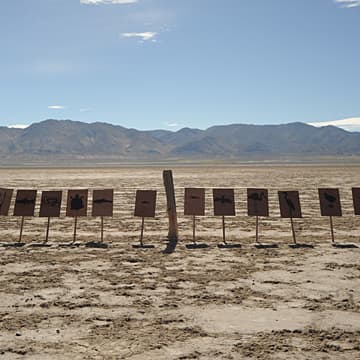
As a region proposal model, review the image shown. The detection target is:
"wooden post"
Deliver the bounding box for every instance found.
[290,217,296,244]
[140,217,145,247]
[163,170,178,241]
[255,216,259,244]
[73,216,78,243]
[45,217,51,243]
[19,216,25,243]
[330,216,335,243]
[192,215,196,244]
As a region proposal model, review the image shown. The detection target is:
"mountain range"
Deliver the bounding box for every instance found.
[1,119,360,163]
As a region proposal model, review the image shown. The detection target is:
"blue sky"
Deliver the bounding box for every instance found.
[1,0,360,131]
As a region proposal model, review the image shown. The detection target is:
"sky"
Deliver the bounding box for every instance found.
[1,0,360,131]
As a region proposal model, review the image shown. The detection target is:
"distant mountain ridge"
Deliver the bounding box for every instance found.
[1,119,360,162]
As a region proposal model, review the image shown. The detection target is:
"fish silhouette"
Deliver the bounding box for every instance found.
[190,196,200,200]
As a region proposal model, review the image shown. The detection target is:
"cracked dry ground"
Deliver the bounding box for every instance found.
[0,166,360,359]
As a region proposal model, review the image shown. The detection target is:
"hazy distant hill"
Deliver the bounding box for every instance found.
[1,119,360,163]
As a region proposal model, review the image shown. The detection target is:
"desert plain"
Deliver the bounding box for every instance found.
[0,165,360,359]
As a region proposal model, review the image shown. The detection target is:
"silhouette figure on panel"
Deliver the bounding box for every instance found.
[214,195,233,204]
[324,192,337,208]
[248,191,267,214]
[16,198,35,206]
[43,196,61,207]
[282,192,295,215]
[70,194,84,210]
[93,198,113,204]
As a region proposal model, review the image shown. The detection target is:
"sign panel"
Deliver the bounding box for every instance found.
[0,188,13,216]
[66,189,88,217]
[213,189,235,216]
[92,189,114,217]
[247,188,269,217]
[278,191,302,218]
[318,188,342,217]
[184,188,205,216]
[352,187,360,216]
[39,191,62,217]
[134,190,157,218]
[13,190,37,217]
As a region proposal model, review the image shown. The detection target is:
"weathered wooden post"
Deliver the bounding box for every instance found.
[163,170,178,241]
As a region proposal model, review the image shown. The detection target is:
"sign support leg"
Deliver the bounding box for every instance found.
[290,217,296,245]
[101,216,104,243]
[73,216,77,244]
[222,216,227,245]
[255,216,259,244]
[330,216,335,244]
[192,215,196,244]
[19,216,25,243]
[140,217,145,247]
[45,217,50,243]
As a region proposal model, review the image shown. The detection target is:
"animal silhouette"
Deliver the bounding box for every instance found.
[93,198,113,204]
[70,194,84,210]
[16,198,35,205]
[214,195,233,204]
[282,192,295,213]
[248,192,267,201]
[324,192,337,208]
[43,196,60,207]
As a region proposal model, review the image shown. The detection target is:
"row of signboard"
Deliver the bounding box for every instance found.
[1,187,360,219]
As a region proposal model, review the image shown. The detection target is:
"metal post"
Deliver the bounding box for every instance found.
[192,215,196,244]
[163,170,178,240]
[73,216,77,243]
[101,216,104,243]
[330,216,335,243]
[255,216,259,244]
[140,217,145,247]
[222,216,227,245]
[290,217,296,244]
[45,217,50,243]
[19,216,25,243]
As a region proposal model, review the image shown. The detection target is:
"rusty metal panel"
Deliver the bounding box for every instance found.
[0,188,13,216]
[13,190,37,217]
[184,188,205,216]
[66,189,88,217]
[213,189,235,216]
[134,190,157,218]
[278,191,302,218]
[39,191,62,217]
[318,188,342,217]
[247,188,269,217]
[92,189,114,217]
[352,187,360,216]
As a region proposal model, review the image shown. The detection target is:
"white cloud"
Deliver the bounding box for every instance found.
[80,0,138,4]
[8,124,29,129]
[308,117,360,132]
[48,105,65,110]
[122,32,158,41]
[334,0,360,8]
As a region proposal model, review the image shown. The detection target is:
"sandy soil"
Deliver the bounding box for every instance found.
[0,165,360,359]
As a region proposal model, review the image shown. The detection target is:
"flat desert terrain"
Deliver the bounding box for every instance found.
[1,165,360,359]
